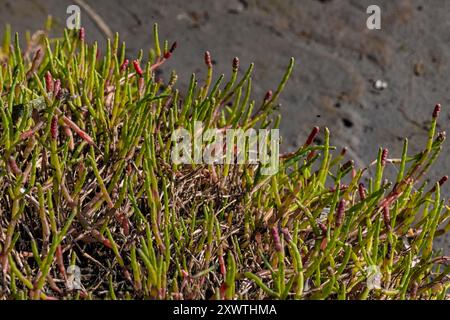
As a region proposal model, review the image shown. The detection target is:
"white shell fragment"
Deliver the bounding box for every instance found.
[373,79,388,91]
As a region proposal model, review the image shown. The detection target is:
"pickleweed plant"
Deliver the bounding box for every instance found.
[0,19,449,300]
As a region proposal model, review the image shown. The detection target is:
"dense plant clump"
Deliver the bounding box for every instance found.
[0,20,449,300]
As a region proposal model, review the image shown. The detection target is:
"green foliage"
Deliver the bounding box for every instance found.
[0,21,448,300]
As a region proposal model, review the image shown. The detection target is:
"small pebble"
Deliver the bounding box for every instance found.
[374,79,388,90]
[414,62,425,76]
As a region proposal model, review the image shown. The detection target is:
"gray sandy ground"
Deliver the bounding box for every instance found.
[1,0,449,253]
